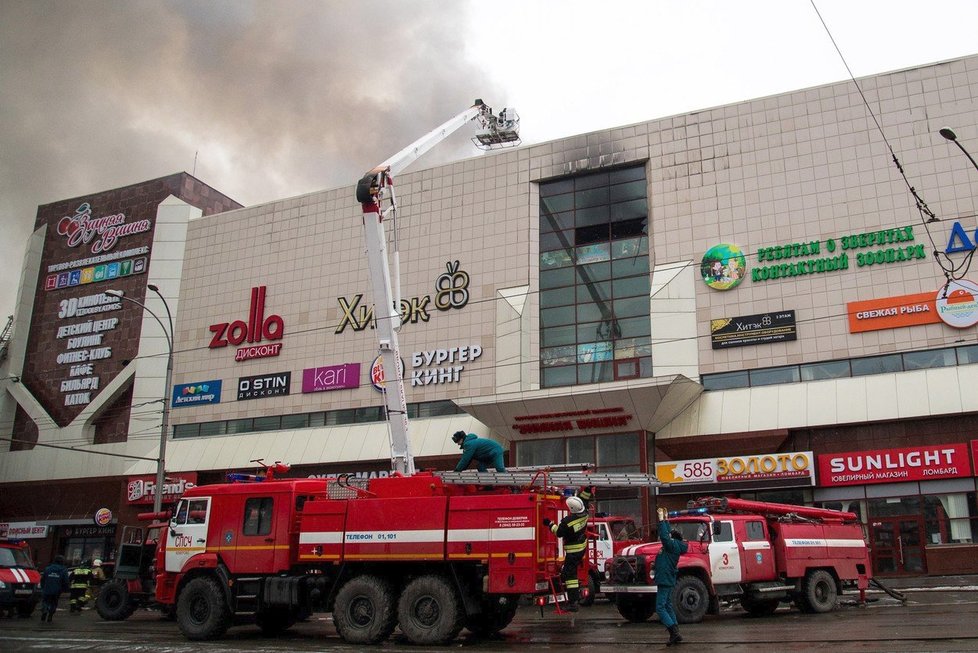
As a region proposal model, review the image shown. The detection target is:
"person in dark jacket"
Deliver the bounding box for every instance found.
[39,555,69,622]
[654,507,689,646]
[452,431,506,472]
[542,486,595,611]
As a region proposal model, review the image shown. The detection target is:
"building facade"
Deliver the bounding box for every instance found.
[2,55,977,575]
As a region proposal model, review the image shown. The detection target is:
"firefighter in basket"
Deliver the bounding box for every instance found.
[542,486,595,612]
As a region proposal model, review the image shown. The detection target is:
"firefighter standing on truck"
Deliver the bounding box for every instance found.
[655,507,688,646]
[542,486,594,612]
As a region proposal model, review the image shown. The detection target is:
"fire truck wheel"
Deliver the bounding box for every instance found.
[673,575,709,624]
[96,579,136,621]
[332,575,397,644]
[801,569,838,613]
[616,596,655,622]
[176,576,232,641]
[741,597,780,617]
[397,574,465,645]
[464,595,518,636]
[578,572,600,607]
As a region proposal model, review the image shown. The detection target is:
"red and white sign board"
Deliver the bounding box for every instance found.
[817,443,971,487]
[126,473,198,505]
[0,522,49,539]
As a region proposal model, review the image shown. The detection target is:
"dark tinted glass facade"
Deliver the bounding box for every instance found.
[539,166,651,387]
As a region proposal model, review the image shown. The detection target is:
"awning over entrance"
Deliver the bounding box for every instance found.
[455,375,703,441]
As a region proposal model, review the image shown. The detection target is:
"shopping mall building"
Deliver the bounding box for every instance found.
[2,54,977,576]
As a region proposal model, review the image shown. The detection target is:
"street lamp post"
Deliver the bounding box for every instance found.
[106,285,173,513]
[939,127,978,174]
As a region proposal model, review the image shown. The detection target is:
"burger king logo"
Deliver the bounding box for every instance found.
[94,508,113,527]
[370,354,405,392]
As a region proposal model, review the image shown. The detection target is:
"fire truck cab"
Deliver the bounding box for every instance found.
[605,497,872,623]
[0,539,41,617]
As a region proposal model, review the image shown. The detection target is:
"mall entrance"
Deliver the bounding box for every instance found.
[870,515,926,575]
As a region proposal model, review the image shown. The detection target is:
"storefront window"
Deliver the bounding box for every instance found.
[515,433,644,522]
[515,438,565,467]
[925,492,977,544]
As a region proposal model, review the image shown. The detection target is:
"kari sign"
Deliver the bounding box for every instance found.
[302,363,360,393]
[817,443,972,487]
[656,451,814,485]
[846,292,939,333]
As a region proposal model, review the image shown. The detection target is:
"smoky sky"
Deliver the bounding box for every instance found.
[0,0,507,318]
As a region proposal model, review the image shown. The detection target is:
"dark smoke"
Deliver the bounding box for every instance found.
[0,0,506,317]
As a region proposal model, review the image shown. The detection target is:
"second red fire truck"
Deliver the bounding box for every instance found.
[603,497,873,623]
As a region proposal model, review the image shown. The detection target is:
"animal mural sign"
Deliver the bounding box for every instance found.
[700,244,747,290]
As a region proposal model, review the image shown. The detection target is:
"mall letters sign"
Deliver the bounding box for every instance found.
[817,443,972,487]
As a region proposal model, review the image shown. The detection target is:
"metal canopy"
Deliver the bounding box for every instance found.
[454,374,703,441]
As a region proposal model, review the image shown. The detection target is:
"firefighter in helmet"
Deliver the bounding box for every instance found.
[542,486,595,611]
[68,560,93,612]
[88,558,105,603]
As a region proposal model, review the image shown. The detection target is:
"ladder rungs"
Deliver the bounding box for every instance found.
[435,470,662,488]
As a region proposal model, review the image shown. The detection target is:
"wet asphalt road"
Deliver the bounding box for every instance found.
[2,585,977,652]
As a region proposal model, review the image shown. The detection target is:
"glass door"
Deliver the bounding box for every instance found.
[870,516,925,575]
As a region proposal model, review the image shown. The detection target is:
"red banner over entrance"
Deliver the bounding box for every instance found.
[817,443,971,487]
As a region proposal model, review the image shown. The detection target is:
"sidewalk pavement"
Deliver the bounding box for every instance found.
[871,574,978,591]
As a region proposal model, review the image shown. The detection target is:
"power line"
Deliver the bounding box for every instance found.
[810,0,974,283]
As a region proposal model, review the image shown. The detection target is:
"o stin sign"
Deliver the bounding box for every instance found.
[817,443,971,487]
[209,286,285,361]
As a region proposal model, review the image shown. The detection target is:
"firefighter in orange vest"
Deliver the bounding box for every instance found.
[542,486,594,611]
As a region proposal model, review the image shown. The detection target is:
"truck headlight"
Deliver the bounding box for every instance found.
[0,580,6,589]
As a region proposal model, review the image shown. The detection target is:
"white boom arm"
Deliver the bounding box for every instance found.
[355,99,519,475]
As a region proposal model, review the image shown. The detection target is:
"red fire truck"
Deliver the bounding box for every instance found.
[603,497,873,623]
[153,466,659,644]
[0,539,40,617]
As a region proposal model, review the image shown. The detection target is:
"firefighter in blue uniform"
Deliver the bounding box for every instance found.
[655,507,689,646]
[452,431,506,472]
[542,486,595,611]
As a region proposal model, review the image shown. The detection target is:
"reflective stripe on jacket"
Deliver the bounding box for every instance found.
[553,512,589,553]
